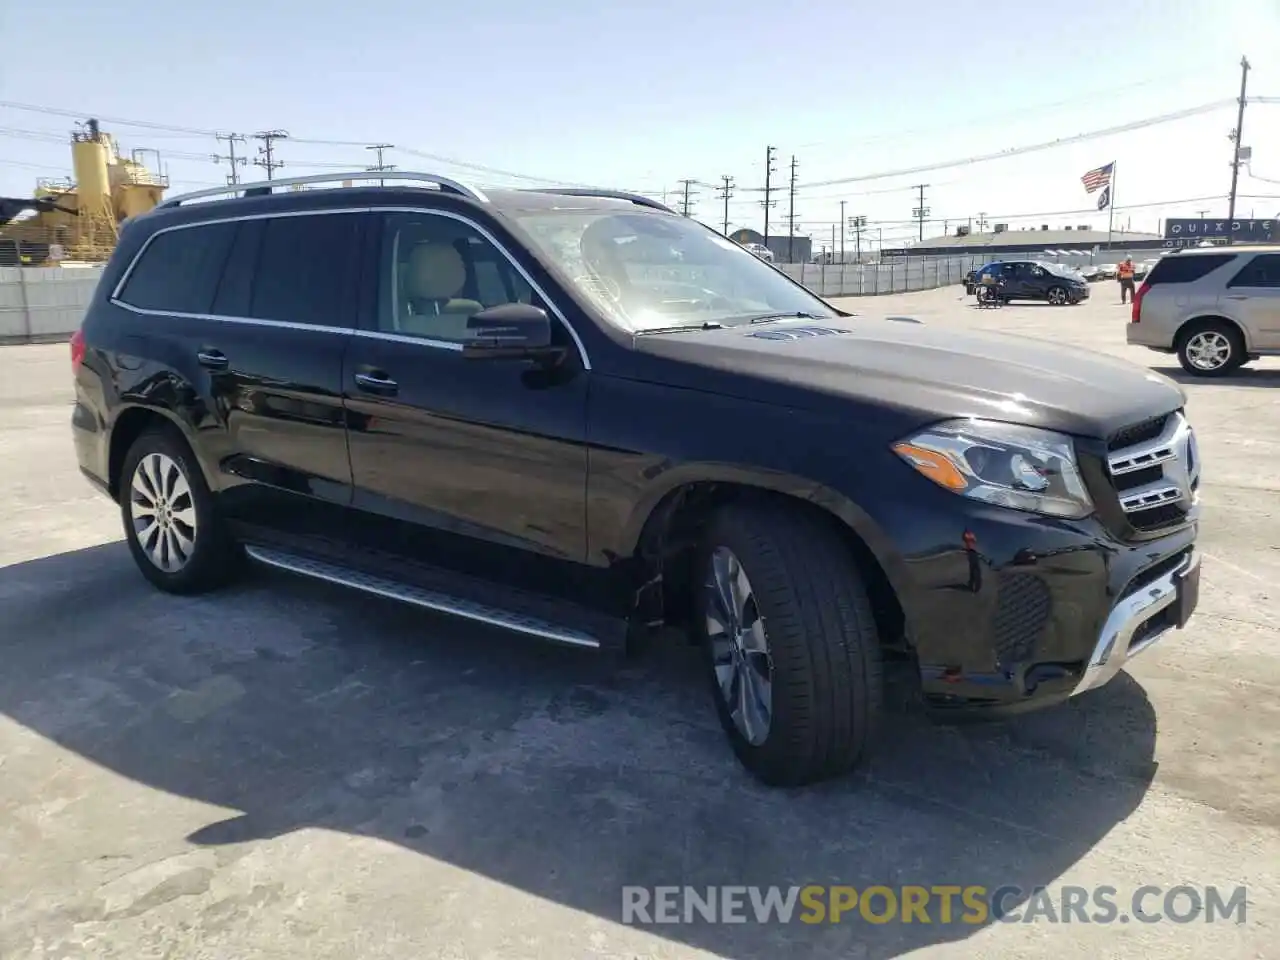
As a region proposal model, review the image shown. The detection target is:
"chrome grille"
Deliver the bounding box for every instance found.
[1105,411,1199,530]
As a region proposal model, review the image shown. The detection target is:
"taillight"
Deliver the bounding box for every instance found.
[1131,280,1150,323]
[70,329,86,371]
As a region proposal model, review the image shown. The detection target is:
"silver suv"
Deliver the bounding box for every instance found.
[1127,246,1280,376]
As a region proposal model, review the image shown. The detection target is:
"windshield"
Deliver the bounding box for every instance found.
[509,209,839,332]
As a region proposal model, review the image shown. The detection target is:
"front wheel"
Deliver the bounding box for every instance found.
[693,500,884,786]
[1046,286,1068,305]
[119,426,244,594]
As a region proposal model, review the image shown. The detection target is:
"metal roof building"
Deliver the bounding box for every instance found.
[890,227,1164,258]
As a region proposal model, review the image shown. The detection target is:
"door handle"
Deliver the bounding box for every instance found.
[1225,295,1249,300]
[196,349,229,370]
[353,371,399,396]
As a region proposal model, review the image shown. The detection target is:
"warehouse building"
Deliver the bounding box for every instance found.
[885,223,1164,259]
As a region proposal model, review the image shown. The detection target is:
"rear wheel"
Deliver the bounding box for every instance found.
[119,427,244,594]
[1177,319,1245,377]
[693,500,884,786]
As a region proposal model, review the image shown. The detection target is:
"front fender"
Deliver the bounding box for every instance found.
[603,459,915,611]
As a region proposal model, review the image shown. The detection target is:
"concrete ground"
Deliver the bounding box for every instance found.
[1,287,1278,959]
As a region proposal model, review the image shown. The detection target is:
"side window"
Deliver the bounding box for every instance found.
[1227,253,1280,288]
[378,213,536,343]
[1147,253,1237,285]
[246,213,361,327]
[116,221,237,314]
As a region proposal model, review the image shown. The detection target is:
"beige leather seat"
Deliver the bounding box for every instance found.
[399,242,484,340]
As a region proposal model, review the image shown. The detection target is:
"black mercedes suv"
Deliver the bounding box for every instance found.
[70,172,1202,786]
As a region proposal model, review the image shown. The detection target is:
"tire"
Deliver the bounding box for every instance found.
[119,425,244,594]
[1176,319,1246,377]
[1046,286,1067,305]
[692,500,884,786]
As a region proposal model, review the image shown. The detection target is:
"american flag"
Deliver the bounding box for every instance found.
[1081,162,1114,194]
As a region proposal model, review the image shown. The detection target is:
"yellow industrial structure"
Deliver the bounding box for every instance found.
[0,119,168,264]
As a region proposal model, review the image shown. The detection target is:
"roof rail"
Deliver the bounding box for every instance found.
[528,187,675,214]
[156,171,489,209]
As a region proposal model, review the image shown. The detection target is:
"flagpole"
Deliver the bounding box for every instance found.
[1106,161,1117,251]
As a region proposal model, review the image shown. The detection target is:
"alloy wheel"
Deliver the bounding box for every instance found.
[705,546,773,746]
[129,452,199,573]
[1185,331,1232,371]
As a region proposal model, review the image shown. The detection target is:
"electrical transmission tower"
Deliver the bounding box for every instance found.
[252,130,289,181]
[761,145,778,248]
[716,175,735,236]
[677,179,698,217]
[911,183,930,242]
[786,155,799,262]
[366,143,396,186]
[212,133,247,185]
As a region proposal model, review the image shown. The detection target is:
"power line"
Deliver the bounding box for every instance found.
[787,67,1237,151]
[212,132,247,185]
[716,175,735,236]
[741,100,1235,192]
[252,130,288,181]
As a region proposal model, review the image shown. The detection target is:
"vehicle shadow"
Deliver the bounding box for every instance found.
[1151,364,1280,387]
[0,543,1160,959]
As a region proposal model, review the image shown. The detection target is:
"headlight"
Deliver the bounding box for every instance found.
[892,419,1093,519]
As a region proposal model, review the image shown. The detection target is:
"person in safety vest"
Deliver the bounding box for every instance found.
[1117,257,1136,304]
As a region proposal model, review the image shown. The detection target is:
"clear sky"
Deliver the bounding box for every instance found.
[3,0,1279,249]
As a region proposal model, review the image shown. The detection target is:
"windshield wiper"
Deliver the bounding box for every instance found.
[635,321,725,335]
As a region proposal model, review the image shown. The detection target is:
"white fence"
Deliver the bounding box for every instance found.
[0,256,990,343]
[0,266,105,343]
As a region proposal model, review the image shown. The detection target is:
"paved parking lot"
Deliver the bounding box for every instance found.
[1,287,1278,959]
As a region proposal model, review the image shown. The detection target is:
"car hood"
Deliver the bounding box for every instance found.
[629,318,1186,439]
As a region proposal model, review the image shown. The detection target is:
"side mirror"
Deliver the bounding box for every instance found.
[461,303,559,361]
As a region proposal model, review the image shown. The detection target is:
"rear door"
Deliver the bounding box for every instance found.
[192,210,363,536]
[1222,252,1280,349]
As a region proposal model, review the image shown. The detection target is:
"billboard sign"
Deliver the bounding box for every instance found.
[1163,218,1275,247]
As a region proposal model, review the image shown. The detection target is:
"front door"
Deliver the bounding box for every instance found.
[343,209,592,600]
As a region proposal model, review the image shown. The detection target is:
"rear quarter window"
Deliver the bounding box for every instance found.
[116,221,238,314]
[1226,253,1280,288]
[1145,253,1236,285]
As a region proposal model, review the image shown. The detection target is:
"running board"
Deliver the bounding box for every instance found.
[244,545,603,649]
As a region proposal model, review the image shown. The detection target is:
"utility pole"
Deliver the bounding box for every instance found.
[784,156,798,258]
[677,179,697,217]
[839,200,846,264]
[366,143,395,186]
[716,175,735,236]
[212,133,247,185]
[848,214,867,263]
[253,130,289,180]
[976,211,989,233]
[761,145,778,250]
[912,183,930,243]
[1196,208,1210,219]
[1226,55,1251,240]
